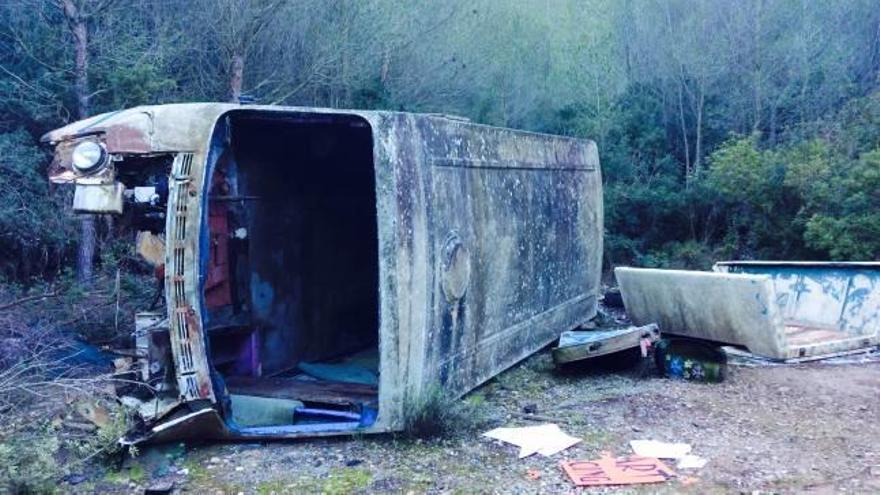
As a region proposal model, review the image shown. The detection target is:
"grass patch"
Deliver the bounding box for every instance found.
[255,479,293,495]
[401,386,489,439]
[103,469,128,485]
[577,427,617,449]
[127,463,146,483]
[323,468,371,494]
[288,468,371,495]
[181,458,210,484]
[400,471,435,492]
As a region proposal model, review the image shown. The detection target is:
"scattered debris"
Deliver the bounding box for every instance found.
[725,345,880,367]
[602,288,624,308]
[552,324,660,366]
[655,338,727,382]
[120,395,179,421]
[577,320,598,330]
[483,424,581,458]
[677,454,708,469]
[510,412,570,424]
[629,440,692,460]
[721,346,786,367]
[820,347,880,365]
[144,480,174,495]
[594,306,628,326]
[630,440,708,470]
[136,231,165,267]
[560,453,675,487]
[229,395,304,427]
[679,476,701,486]
[297,362,379,387]
[75,401,110,428]
[63,473,88,485]
[113,356,133,373]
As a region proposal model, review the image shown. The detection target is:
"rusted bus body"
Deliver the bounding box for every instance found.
[714,261,880,359]
[617,262,880,361]
[43,103,603,441]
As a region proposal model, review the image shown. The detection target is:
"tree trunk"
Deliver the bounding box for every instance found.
[61,0,96,285]
[78,216,96,282]
[229,53,244,103]
[677,78,691,188]
[380,46,391,84]
[61,0,89,119]
[693,84,704,179]
[769,101,778,145]
[752,0,763,132]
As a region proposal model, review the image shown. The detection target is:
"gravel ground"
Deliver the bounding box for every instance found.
[76,348,880,494]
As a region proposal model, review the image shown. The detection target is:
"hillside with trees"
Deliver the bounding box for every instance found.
[2,0,879,282]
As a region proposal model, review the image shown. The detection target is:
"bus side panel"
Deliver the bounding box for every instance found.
[419,117,603,396]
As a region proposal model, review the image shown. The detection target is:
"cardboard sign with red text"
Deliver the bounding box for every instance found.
[561,453,675,486]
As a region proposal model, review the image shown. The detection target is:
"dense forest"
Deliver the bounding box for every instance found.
[1,0,879,284]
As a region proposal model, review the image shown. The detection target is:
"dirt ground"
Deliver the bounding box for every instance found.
[76,349,880,494]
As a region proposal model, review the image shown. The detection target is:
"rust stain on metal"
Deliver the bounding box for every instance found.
[182,306,213,399]
[104,124,151,153]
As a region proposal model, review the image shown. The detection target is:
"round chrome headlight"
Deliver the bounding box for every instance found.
[71,141,107,174]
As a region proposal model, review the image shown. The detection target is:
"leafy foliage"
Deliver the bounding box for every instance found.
[0,0,877,278]
[0,427,61,494]
[802,149,880,259]
[0,130,76,280]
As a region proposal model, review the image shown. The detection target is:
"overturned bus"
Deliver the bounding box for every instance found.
[43,103,603,442]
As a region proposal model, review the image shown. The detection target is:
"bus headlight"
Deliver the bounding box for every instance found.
[71,141,107,174]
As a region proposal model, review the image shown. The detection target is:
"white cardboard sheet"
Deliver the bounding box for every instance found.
[483,423,581,458]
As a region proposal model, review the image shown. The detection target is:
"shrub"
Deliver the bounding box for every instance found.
[401,386,488,439]
[0,427,61,494]
[0,130,76,281]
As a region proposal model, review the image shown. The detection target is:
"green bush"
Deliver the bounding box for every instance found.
[0,427,61,494]
[0,130,76,281]
[803,149,880,260]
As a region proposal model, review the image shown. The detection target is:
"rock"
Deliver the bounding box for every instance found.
[144,481,175,494]
[346,459,363,467]
[63,473,88,485]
